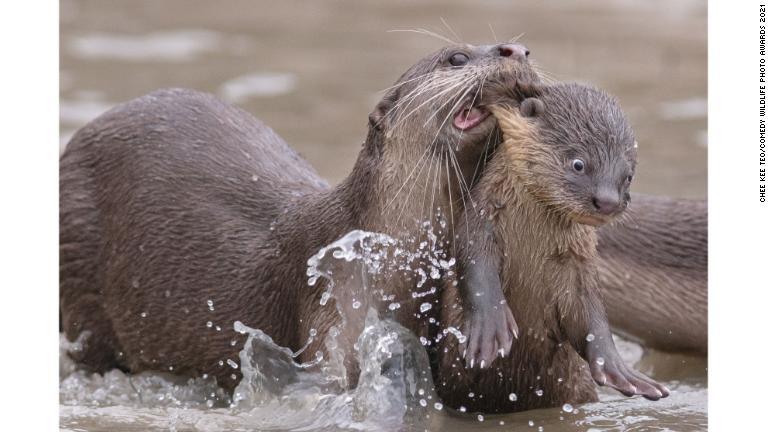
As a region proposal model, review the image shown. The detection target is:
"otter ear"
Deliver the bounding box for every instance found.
[369,89,399,130]
[519,98,544,118]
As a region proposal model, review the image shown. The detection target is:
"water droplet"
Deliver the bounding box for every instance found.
[596,357,605,366]
[207,299,214,311]
[206,321,213,328]
[227,359,238,369]
[562,403,574,413]
[529,420,535,427]
[309,328,317,337]
[205,399,214,408]
[535,389,544,397]
[419,399,427,407]
[251,174,259,182]
[420,302,433,313]
[459,406,467,413]
[218,360,224,366]
[388,302,401,311]
[477,414,484,422]
[468,392,475,398]
[586,333,595,342]
[140,311,147,318]
[419,336,429,346]
[434,402,443,410]
[509,392,517,401]
[352,300,361,309]
[320,291,331,306]
[131,278,140,288]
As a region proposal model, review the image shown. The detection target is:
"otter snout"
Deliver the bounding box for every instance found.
[497,43,530,61]
[592,190,621,216]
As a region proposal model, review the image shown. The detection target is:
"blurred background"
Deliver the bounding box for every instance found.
[60,0,706,199]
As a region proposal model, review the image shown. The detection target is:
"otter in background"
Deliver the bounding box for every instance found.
[597,194,707,354]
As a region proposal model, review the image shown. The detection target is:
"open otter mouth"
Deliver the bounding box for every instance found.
[453,104,490,131]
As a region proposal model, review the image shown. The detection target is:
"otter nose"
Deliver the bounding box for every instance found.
[592,192,620,215]
[498,43,530,61]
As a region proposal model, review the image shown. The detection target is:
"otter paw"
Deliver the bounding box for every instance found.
[589,355,670,400]
[461,304,518,369]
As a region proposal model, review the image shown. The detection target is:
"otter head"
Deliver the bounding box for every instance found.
[493,83,637,226]
[363,42,539,232]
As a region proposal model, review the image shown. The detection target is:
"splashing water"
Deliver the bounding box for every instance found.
[59,230,706,431]
[61,229,445,431]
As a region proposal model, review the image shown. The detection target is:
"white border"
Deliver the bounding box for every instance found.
[710,1,768,431]
[4,0,767,430]
[0,1,59,430]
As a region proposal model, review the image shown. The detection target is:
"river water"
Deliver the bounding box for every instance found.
[60,0,707,430]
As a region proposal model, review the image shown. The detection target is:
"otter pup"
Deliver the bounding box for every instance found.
[436,82,669,413]
[60,43,538,391]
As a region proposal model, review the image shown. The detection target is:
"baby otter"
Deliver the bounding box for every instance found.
[437,82,669,413]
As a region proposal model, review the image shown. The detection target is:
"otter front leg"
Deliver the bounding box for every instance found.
[561,280,670,400]
[457,211,518,369]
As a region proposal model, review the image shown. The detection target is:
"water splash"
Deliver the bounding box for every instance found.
[225,309,434,430]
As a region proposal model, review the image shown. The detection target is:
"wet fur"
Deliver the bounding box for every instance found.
[437,109,600,412]
[596,194,707,354]
[60,44,539,391]
[436,86,668,413]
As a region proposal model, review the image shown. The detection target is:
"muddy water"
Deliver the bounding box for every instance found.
[60,0,707,430]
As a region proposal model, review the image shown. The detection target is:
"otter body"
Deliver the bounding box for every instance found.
[60,43,538,390]
[60,88,343,388]
[597,194,707,354]
[439,164,602,411]
[437,83,668,413]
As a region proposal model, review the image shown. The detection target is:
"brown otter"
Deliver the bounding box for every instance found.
[59,42,538,391]
[436,82,669,413]
[596,194,707,354]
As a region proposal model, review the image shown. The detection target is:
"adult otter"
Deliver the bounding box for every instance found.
[436,82,669,413]
[59,42,538,391]
[597,194,707,354]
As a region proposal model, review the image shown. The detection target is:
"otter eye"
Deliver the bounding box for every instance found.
[627,175,634,183]
[448,53,469,67]
[571,159,585,172]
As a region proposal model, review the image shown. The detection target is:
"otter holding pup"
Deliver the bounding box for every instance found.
[437,81,669,413]
[59,42,539,391]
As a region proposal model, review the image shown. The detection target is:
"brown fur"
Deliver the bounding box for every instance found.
[597,194,707,354]
[436,87,668,413]
[59,43,539,391]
